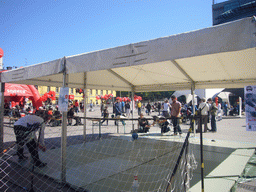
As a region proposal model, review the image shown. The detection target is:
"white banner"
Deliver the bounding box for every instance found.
[58,87,69,112]
[245,85,256,131]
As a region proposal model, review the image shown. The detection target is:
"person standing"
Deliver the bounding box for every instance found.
[223,102,228,116]
[101,106,109,125]
[137,101,142,116]
[125,101,131,118]
[162,100,170,118]
[217,102,222,120]
[80,101,84,113]
[114,99,122,125]
[121,100,125,113]
[100,101,105,116]
[170,95,182,135]
[13,114,47,167]
[207,98,217,132]
[198,98,209,132]
[74,100,79,113]
[157,101,161,115]
[146,102,151,116]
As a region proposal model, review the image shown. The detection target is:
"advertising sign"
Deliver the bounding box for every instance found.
[58,87,69,112]
[245,85,256,131]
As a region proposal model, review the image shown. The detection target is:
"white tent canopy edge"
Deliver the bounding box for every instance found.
[1,17,256,92]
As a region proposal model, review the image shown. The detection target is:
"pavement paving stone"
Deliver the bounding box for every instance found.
[2,107,256,191]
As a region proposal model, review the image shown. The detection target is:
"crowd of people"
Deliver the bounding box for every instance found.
[5,95,242,137]
[119,95,242,135]
[4,99,85,127]
[4,95,242,170]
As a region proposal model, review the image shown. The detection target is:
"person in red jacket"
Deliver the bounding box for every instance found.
[74,100,79,113]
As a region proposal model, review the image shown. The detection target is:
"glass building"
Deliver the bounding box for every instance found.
[212,0,256,25]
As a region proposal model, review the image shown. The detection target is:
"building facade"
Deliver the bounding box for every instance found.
[212,0,256,25]
[37,86,116,105]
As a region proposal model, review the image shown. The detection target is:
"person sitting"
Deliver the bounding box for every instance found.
[137,113,151,133]
[26,107,33,114]
[153,116,171,134]
[35,107,45,117]
[4,102,10,116]
[53,107,62,119]
[67,107,82,126]
[48,107,62,127]
[12,105,21,118]
[47,107,53,116]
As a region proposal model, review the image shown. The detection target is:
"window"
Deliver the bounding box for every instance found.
[90,89,92,95]
[224,2,239,12]
[100,90,103,95]
[56,87,59,93]
[96,89,98,95]
[34,85,38,90]
[47,86,50,92]
[70,88,73,94]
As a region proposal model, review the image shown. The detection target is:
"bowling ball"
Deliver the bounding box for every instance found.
[132,132,138,140]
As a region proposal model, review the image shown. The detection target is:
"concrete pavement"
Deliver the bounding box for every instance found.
[2,107,256,191]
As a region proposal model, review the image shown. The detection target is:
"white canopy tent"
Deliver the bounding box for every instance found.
[212,91,232,103]
[170,90,199,105]
[1,16,256,185]
[1,17,256,91]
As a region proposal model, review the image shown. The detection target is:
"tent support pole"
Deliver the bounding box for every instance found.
[61,57,68,183]
[131,88,135,131]
[83,72,87,141]
[239,97,242,117]
[191,82,196,137]
[199,111,204,192]
[0,83,4,153]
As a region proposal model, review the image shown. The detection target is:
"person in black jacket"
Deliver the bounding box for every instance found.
[146,102,151,116]
[101,106,109,125]
[137,113,151,133]
[67,107,82,126]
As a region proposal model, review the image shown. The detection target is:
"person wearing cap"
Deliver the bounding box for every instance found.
[13,114,47,167]
[170,95,182,135]
[207,98,217,132]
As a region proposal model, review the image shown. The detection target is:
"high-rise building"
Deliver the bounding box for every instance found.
[212,0,256,25]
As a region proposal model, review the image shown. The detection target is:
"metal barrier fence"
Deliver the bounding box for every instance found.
[0,113,200,192]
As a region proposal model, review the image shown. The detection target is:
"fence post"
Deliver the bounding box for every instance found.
[0,83,5,153]
[199,110,204,192]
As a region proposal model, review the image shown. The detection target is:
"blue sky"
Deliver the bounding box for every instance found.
[1,0,227,68]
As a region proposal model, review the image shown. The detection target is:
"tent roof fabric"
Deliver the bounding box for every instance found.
[1,17,256,92]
